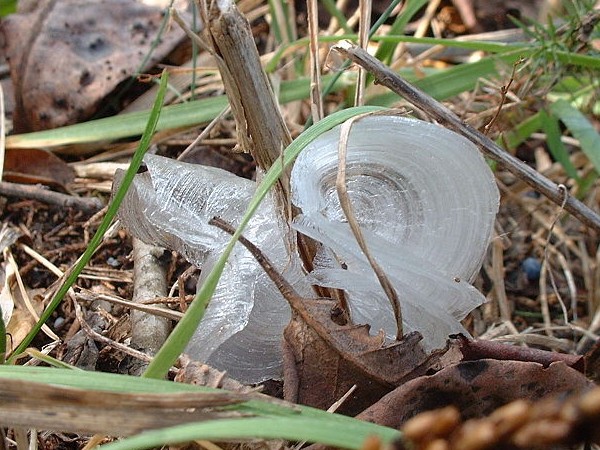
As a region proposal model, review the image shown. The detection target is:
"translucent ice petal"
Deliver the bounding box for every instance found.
[116,154,311,382]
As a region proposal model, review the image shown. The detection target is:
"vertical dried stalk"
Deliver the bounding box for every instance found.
[203,0,292,194]
[354,0,371,106]
[200,0,325,294]
[307,0,324,122]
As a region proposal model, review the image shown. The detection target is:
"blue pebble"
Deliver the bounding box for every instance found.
[522,257,542,281]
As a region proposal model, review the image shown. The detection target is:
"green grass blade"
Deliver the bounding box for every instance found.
[7,95,226,148]
[6,77,347,149]
[551,99,600,173]
[374,0,428,65]
[6,71,170,363]
[540,110,580,181]
[99,416,400,450]
[553,49,600,69]
[0,0,17,16]
[143,105,386,379]
[501,111,543,150]
[368,50,525,105]
[0,307,5,364]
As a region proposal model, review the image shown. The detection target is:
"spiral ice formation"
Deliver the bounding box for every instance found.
[115,114,499,382]
[291,115,499,350]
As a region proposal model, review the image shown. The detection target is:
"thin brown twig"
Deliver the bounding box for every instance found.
[331,41,600,232]
[307,0,324,122]
[0,181,103,213]
[354,0,371,107]
[336,115,403,339]
[541,184,571,325]
[178,106,231,161]
[484,56,525,135]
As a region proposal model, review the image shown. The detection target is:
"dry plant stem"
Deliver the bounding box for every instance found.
[0,83,5,180]
[0,181,103,213]
[484,57,524,134]
[77,290,183,321]
[129,239,171,374]
[491,237,511,321]
[204,0,292,179]
[307,0,324,122]
[542,185,571,324]
[0,377,246,436]
[414,0,442,38]
[333,42,600,232]
[455,333,584,370]
[202,0,323,290]
[336,116,403,338]
[354,0,371,106]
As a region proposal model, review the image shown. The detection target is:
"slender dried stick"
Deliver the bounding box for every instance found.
[354,0,371,106]
[307,0,324,122]
[332,41,600,232]
[336,115,403,338]
[0,181,103,213]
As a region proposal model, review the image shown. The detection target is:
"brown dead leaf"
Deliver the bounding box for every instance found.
[210,217,442,416]
[4,148,75,190]
[357,359,594,430]
[584,338,600,382]
[283,303,439,416]
[5,288,48,355]
[0,0,186,132]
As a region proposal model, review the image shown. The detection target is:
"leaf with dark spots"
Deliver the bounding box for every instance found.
[356,359,594,430]
[3,148,74,190]
[456,359,488,382]
[0,0,187,132]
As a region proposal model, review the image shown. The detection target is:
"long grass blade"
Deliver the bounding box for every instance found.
[98,416,400,450]
[6,71,170,363]
[6,77,346,149]
[551,99,600,173]
[540,109,579,181]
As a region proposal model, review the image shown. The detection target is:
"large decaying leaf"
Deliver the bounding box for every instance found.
[0,0,186,132]
[357,359,594,429]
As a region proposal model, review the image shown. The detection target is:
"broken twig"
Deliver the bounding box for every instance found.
[0,181,102,213]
